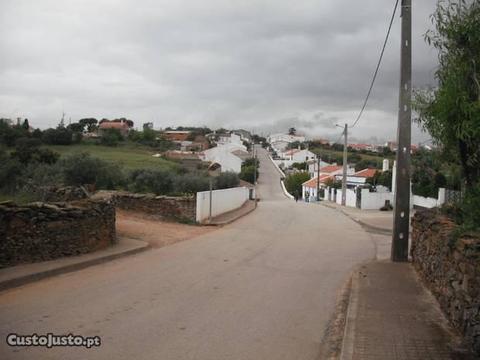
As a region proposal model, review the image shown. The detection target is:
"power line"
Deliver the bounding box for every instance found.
[351,0,400,129]
[331,0,399,145]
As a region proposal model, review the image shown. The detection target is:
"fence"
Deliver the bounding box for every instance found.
[196,187,250,223]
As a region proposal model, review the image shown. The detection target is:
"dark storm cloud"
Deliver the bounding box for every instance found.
[0,0,439,142]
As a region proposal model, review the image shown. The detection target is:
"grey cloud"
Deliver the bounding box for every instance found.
[0,0,439,143]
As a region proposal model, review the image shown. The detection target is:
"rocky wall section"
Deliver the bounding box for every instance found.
[94,191,196,222]
[411,210,480,355]
[0,199,116,268]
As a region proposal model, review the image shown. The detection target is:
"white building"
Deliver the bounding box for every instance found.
[200,143,246,173]
[281,148,316,162]
[268,133,306,152]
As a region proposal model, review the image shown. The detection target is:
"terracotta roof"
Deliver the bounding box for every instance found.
[284,148,301,156]
[99,122,129,130]
[354,168,378,178]
[320,165,343,173]
[302,174,333,188]
[163,132,190,142]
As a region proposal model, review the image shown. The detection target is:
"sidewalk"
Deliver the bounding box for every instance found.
[0,237,149,292]
[319,201,395,235]
[207,199,257,226]
[341,260,475,360]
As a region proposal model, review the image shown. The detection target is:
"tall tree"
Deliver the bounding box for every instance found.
[415,0,480,190]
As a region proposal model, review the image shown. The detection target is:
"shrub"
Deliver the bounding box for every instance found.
[215,172,240,189]
[239,165,257,184]
[100,129,123,146]
[128,169,174,194]
[42,127,73,145]
[62,152,124,189]
[174,174,210,194]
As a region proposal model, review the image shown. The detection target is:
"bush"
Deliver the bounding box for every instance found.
[291,162,307,170]
[239,165,257,184]
[100,129,123,146]
[0,158,23,193]
[128,169,174,195]
[62,153,124,189]
[42,127,73,145]
[174,174,210,194]
[215,172,239,189]
[284,172,310,196]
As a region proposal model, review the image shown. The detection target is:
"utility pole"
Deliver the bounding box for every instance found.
[391,0,412,262]
[316,156,321,201]
[253,144,257,207]
[341,123,348,206]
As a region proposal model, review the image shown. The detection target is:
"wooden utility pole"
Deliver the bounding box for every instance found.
[316,156,321,201]
[391,0,412,262]
[341,123,348,206]
[253,144,257,207]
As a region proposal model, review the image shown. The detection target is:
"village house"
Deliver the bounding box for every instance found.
[301,165,355,200]
[268,133,306,152]
[199,142,247,173]
[98,120,131,137]
[281,148,316,163]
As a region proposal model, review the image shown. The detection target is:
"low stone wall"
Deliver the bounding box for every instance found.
[0,200,116,268]
[94,191,196,222]
[411,210,480,355]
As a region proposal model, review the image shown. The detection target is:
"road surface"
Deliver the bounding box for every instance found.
[0,147,376,360]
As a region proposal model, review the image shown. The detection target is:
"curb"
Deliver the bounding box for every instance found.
[340,270,360,360]
[0,239,150,292]
[204,201,258,226]
[267,154,294,200]
[320,202,393,235]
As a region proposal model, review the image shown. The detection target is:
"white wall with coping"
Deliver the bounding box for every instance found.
[196,187,250,223]
[360,189,393,210]
[412,188,446,209]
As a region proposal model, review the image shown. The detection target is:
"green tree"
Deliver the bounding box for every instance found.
[79,118,98,132]
[415,1,480,190]
[284,172,310,196]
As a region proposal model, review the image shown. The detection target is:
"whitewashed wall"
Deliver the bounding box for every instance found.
[196,187,250,223]
[336,189,357,207]
[412,188,446,209]
[360,189,393,210]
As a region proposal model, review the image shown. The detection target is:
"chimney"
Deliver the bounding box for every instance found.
[382,159,389,172]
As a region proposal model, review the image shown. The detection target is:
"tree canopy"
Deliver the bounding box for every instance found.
[415,0,480,190]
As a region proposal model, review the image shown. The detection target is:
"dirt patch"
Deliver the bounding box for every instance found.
[116,210,215,248]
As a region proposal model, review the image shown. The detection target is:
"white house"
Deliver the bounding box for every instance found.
[200,143,246,173]
[268,133,306,152]
[281,148,316,162]
[301,165,352,200]
[334,168,379,188]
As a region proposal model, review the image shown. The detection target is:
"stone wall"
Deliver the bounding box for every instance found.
[0,199,116,268]
[411,210,480,355]
[94,191,196,222]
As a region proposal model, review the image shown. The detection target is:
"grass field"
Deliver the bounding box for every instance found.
[45,143,179,171]
[311,148,394,164]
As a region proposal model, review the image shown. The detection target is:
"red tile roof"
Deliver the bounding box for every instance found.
[99,122,129,130]
[354,168,378,178]
[320,165,343,173]
[302,174,333,188]
[284,148,301,156]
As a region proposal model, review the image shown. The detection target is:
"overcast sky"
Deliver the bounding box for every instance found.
[0,0,439,143]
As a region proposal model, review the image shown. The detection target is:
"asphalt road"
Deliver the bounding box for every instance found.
[0,147,376,360]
